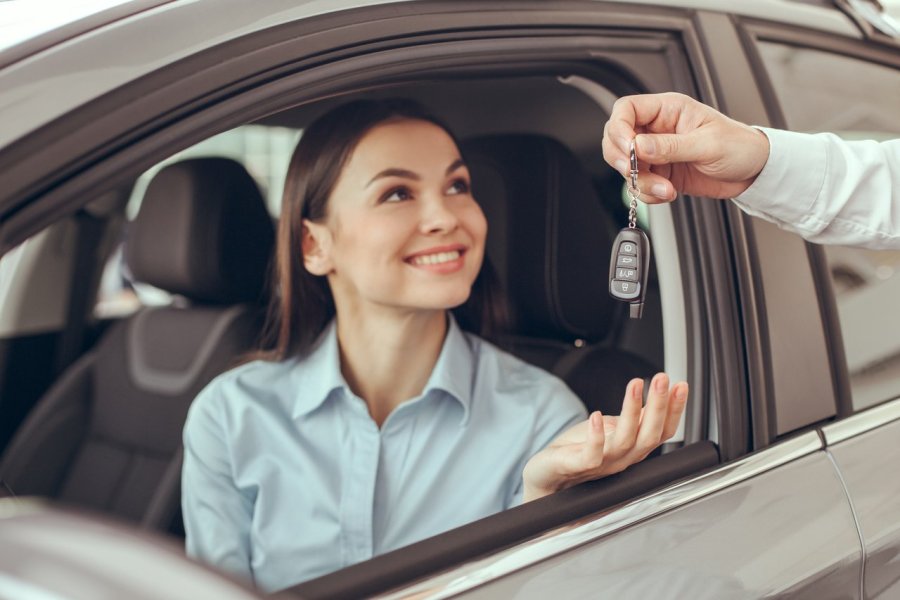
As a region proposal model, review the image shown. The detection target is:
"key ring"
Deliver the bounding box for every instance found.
[626,139,640,229]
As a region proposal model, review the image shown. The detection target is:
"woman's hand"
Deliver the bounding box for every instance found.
[522,373,688,502]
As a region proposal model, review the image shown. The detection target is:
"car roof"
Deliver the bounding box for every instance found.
[0,0,860,150]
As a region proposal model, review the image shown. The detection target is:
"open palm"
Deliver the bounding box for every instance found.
[522,373,688,502]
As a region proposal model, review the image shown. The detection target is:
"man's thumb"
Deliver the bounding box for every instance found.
[635,133,702,165]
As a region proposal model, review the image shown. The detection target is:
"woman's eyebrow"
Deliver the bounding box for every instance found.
[365,158,467,188]
[446,158,466,175]
[366,168,419,188]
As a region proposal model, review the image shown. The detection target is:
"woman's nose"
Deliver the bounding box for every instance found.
[419,195,459,234]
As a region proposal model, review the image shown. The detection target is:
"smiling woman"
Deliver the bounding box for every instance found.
[180,98,688,592]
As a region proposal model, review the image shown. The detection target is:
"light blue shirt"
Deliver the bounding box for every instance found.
[182,316,587,592]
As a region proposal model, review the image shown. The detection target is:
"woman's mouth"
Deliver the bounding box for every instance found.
[405,247,467,273]
[410,250,462,266]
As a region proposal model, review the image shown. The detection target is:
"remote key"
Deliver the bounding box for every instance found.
[609,227,651,318]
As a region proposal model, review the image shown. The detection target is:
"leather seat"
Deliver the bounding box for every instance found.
[0,157,274,532]
[462,134,661,416]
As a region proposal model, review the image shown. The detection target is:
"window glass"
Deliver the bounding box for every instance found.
[759,41,900,410]
[95,125,299,318]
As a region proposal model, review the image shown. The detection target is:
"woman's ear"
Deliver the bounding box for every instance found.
[301,220,333,276]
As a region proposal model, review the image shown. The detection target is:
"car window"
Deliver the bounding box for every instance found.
[165,76,687,584]
[1,8,700,584]
[94,124,299,318]
[758,41,900,411]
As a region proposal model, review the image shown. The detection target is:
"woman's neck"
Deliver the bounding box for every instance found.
[335,307,448,427]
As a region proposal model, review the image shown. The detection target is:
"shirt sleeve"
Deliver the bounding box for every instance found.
[732,128,900,249]
[182,383,255,584]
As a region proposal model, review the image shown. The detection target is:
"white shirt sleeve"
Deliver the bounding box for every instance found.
[731,127,900,249]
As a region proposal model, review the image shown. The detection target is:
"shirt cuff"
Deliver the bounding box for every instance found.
[731,127,828,229]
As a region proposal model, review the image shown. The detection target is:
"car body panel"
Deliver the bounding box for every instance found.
[824,399,900,599]
[0,499,265,600]
[380,432,862,599]
[457,451,859,599]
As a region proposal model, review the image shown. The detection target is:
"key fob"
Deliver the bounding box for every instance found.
[609,227,651,318]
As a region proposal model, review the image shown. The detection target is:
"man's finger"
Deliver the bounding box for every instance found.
[606,92,695,153]
[635,131,710,166]
[601,134,629,177]
[634,172,677,203]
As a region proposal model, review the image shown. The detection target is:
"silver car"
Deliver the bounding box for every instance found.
[0,1,899,598]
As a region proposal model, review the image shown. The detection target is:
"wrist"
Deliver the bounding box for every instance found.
[744,125,771,186]
[522,483,555,503]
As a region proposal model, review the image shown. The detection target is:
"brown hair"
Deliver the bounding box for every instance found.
[256,98,506,360]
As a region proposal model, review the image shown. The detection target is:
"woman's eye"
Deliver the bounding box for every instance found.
[447,178,470,195]
[382,186,412,203]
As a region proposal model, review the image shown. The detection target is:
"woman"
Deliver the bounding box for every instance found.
[181,98,688,592]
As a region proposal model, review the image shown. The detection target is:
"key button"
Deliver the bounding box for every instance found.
[612,280,641,296]
[616,255,638,268]
[616,268,638,281]
[619,242,637,256]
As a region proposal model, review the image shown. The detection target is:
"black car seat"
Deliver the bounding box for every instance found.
[461,134,661,416]
[0,157,274,532]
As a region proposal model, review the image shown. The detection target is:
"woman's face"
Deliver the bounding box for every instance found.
[303,118,486,317]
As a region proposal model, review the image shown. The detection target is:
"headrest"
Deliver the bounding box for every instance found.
[462,134,619,343]
[125,158,275,305]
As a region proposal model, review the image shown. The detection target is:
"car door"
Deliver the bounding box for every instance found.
[334,4,870,599]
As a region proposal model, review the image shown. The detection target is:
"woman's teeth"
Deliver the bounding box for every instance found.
[411,250,461,265]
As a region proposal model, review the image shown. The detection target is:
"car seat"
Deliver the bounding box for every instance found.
[461,134,661,416]
[0,157,275,532]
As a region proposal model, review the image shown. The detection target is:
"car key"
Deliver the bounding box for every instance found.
[609,140,651,318]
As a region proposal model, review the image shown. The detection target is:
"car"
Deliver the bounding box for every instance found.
[0,0,899,598]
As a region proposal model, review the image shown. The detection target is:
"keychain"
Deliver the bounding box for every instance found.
[608,140,652,318]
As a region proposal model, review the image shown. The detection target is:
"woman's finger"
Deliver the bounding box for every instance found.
[660,382,689,441]
[609,378,643,455]
[633,372,670,454]
[582,411,606,469]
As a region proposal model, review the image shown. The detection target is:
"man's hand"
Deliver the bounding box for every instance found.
[602,92,770,202]
[522,373,688,502]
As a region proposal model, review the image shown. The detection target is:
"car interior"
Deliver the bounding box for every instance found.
[0,71,685,571]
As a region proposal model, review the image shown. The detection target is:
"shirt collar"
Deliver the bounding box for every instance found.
[422,314,474,425]
[290,315,475,424]
[290,320,347,419]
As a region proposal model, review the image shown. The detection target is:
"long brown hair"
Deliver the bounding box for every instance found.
[256,98,506,361]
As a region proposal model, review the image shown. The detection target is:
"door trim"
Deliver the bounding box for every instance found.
[381,432,821,599]
[822,397,900,445]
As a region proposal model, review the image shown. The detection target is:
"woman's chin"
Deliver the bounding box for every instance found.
[409,288,473,312]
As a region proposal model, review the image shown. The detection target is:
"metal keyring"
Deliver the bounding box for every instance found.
[629,139,639,192]
[627,139,640,229]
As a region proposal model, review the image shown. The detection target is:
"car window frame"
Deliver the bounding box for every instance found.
[0,4,754,597]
